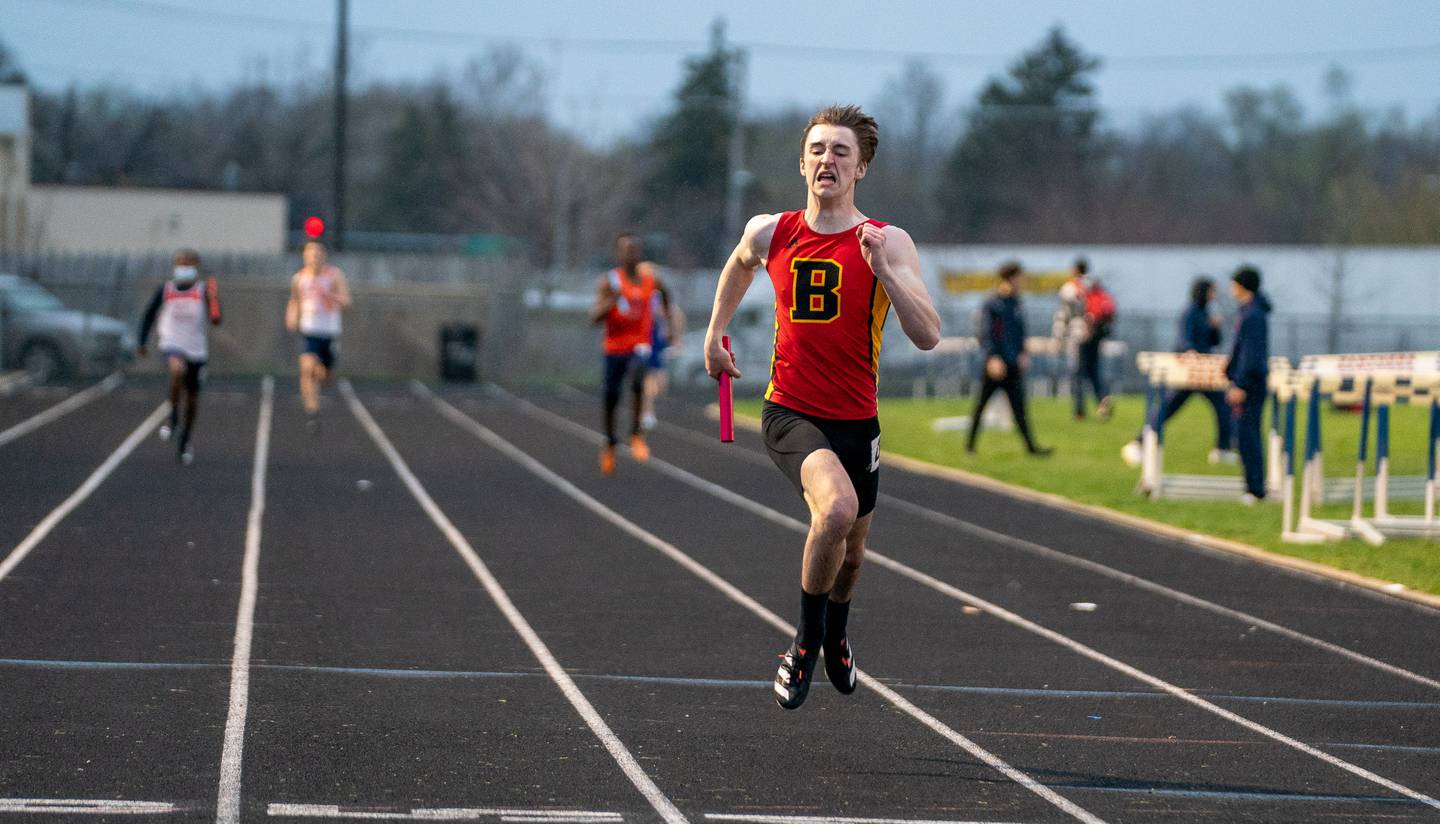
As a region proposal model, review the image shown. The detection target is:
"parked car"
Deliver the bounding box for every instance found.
[0,274,134,384]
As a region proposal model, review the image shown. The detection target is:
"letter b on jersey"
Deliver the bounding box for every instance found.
[790,259,842,323]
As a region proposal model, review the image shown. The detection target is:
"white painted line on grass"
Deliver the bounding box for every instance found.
[216,376,274,824]
[0,400,167,585]
[268,804,622,821]
[643,414,1440,692]
[416,383,1107,824]
[0,798,177,814]
[340,381,686,824]
[481,387,1440,813]
[0,372,122,449]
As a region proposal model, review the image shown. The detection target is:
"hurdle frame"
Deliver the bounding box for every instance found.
[1283,353,1440,545]
[1135,351,1289,500]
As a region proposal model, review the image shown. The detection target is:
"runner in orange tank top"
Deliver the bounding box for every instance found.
[704,105,940,709]
[590,232,672,475]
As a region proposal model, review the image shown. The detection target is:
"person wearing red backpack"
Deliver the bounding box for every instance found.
[1074,260,1115,420]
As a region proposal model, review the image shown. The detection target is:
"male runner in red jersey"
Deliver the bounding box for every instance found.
[704,105,940,709]
[591,232,672,475]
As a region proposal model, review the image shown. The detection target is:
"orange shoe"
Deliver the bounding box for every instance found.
[630,433,650,464]
[599,445,616,475]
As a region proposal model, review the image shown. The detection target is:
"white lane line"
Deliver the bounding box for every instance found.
[340,381,686,824]
[0,798,178,814]
[417,384,1106,824]
[880,496,1440,692]
[479,388,1440,812]
[268,804,622,820]
[216,376,274,824]
[0,401,167,585]
[643,414,1440,692]
[0,372,123,449]
[706,817,1033,824]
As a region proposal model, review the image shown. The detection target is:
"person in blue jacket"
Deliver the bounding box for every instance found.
[967,261,1052,456]
[1224,266,1272,503]
[1122,276,1234,466]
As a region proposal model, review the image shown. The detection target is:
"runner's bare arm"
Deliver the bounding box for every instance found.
[857,223,940,350]
[332,270,353,310]
[590,273,617,325]
[284,275,301,332]
[705,213,779,380]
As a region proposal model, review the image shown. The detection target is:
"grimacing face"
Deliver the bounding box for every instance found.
[615,236,643,266]
[800,124,867,199]
[303,243,327,269]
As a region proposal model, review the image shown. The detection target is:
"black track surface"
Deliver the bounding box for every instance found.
[0,378,1436,824]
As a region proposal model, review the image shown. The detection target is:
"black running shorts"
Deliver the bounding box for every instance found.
[761,400,881,518]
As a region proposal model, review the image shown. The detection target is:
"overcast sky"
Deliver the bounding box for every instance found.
[4,0,1438,144]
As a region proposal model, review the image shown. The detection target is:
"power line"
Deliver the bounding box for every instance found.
[21,0,1440,70]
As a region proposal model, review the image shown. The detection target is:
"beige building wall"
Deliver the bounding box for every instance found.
[24,185,287,255]
[0,85,30,254]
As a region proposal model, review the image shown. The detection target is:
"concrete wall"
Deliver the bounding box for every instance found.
[0,85,29,254]
[115,279,490,379]
[24,185,287,255]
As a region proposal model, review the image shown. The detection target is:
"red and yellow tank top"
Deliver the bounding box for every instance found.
[764,210,891,420]
[602,266,657,356]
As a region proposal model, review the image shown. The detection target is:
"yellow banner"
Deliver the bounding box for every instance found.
[942,269,1070,295]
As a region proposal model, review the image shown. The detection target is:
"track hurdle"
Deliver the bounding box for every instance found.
[1283,352,1440,546]
[1135,351,1290,500]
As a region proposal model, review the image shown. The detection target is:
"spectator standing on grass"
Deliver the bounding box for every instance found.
[1122,276,1234,467]
[1076,269,1116,421]
[968,261,1051,456]
[1052,258,1089,410]
[1225,266,1272,504]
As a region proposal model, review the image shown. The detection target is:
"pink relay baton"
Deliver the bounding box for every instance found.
[719,335,735,443]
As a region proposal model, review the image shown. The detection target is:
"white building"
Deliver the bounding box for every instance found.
[0,85,287,256]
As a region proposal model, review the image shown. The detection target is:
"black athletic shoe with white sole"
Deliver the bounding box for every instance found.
[823,636,857,694]
[773,641,820,709]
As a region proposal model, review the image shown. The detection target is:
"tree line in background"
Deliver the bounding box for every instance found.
[6,27,1440,267]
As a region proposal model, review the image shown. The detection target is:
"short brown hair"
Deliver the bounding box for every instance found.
[801,105,879,165]
[997,260,1023,281]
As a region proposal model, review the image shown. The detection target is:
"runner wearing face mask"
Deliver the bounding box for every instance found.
[137,248,223,465]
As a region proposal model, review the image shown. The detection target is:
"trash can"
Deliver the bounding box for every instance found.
[439,323,479,383]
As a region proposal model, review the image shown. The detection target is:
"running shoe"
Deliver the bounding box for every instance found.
[773,641,820,710]
[630,433,650,463]
[640,412,658,431]
[823,636,857,694]
[158,423,173,442]
[180,446,194,466]
[599,445,616,476]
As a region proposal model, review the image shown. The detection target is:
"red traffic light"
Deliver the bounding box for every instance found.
[303,216,326,238]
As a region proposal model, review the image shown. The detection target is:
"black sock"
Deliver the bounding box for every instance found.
[825,598,850,647]
[167,409,178,428]
[796,589,829,651]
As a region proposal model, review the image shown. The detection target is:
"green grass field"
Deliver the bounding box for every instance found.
[737,394,1440,595]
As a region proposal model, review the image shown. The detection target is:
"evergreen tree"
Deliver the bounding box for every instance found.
[938,27,1102,240]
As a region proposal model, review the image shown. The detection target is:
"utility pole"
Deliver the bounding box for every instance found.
[719,22,749,264]
[332,0,348,250]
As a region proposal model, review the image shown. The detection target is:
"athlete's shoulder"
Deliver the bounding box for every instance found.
[744,212,784,243]
[878,221,914,244]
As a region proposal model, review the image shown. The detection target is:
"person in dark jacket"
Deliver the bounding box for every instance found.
[967,261,1051,456]
[1122,276,1234,465]
[1225,266,1272,503]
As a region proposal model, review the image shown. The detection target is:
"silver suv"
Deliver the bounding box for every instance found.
[0,274,134,384]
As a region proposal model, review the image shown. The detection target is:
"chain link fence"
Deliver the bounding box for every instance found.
[2,251,1437,391]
